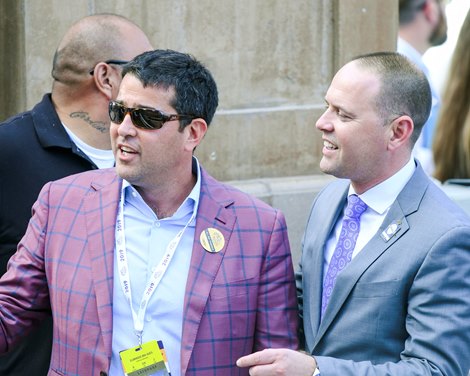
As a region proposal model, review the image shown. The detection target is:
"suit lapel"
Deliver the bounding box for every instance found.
[313,164,428,348]
[314,207,410,345]
[83,170,121,358]
[304,183,348,343]
[180,169,236,375]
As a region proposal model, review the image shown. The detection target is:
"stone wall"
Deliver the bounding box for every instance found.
[0,0,398,267]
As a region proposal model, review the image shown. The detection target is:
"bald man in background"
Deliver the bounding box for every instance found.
[0,13,152,375]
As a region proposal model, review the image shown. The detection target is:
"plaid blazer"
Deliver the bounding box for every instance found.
[0,167,298,375]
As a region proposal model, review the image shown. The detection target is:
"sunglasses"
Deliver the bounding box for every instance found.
[89,60,129,75]
[109,101,196,130]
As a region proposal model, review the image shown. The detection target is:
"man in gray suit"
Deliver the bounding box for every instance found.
[237,52,470,375]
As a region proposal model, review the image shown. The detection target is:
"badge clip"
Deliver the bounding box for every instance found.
[381,219,402,242]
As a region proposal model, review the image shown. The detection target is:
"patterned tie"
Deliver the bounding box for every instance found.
[321,194,367,318]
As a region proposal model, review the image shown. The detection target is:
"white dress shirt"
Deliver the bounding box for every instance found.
[323,158,416,276]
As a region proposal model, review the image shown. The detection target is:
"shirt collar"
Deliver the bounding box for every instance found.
[121,156,201,219]
[349,157,416,215]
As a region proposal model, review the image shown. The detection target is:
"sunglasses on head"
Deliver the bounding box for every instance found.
[89,60,129,75]
[109,101,196,130]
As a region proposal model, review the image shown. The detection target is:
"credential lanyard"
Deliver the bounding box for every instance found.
[115,189,196,346]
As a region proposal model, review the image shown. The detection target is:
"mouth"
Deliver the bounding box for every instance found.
[115,143,139,163]
[323,139,338,150]
[118,145,138,156]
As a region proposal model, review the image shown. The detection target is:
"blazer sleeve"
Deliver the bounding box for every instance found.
[254,209,299,351]
[0,182,52,352]
[315,225,470,376]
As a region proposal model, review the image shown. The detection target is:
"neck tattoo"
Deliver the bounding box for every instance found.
[70,111,107,133]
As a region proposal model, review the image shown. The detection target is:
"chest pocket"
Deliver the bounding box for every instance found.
[353,280,401,298]
[210,276,256,300]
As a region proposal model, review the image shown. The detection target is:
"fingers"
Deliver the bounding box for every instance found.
[237,349,316,376]
[237,350,280,376]
[236,348,277,368]
[237,349,268,368]
[247,363,277,376]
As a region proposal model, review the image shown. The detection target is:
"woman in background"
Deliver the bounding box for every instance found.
[433,9,470,182]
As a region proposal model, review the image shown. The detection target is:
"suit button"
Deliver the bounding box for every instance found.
[100,372,107,376]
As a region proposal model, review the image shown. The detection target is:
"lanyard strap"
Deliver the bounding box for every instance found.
[115,189,196,345]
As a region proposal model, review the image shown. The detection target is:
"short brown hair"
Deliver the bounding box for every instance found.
[352,52,432,146]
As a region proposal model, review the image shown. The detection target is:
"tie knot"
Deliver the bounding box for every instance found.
[345,194,368,219]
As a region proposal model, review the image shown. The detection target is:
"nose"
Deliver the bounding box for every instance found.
[315,109,333,132]
[116,114,137,137]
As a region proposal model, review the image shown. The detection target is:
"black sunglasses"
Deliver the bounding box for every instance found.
[89,60,129,75]
[109,101,196,130]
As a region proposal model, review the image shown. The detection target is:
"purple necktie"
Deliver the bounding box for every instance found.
[321,194,367,318]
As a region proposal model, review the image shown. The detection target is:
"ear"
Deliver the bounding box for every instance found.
[91,62,121,100]
[184,118,208,152]
[422,0,439,25]
[387,115,414,151]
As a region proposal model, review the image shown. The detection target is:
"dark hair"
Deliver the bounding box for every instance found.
[399,0,427,25]
[351,51,431,145]
[122,49,219,129]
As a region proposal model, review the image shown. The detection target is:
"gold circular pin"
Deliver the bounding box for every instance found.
[200,228,225,253]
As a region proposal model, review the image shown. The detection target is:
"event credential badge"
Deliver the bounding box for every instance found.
[120,340,170,376]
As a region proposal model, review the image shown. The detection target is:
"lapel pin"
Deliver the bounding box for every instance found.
[200,228,225,253]
[381,219,402,242]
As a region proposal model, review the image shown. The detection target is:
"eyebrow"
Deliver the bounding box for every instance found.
[114,99,158,110]
[325,99,355,115]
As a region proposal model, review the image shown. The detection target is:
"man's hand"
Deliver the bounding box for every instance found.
[236,348,317,376]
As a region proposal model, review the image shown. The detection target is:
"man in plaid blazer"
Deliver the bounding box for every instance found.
[0,50,298,375]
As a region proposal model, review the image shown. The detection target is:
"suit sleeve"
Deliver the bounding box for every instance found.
[254,209,299,351]
[0,182,52,352]
[315,225,470,376]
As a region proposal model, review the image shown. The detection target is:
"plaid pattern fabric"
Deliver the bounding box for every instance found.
[0,167,298,375]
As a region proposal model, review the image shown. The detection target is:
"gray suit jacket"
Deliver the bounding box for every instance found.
[297,163,470,375]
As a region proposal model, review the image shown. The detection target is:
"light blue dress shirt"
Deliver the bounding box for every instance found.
[323,157,416,275]
[109,160,201,376]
